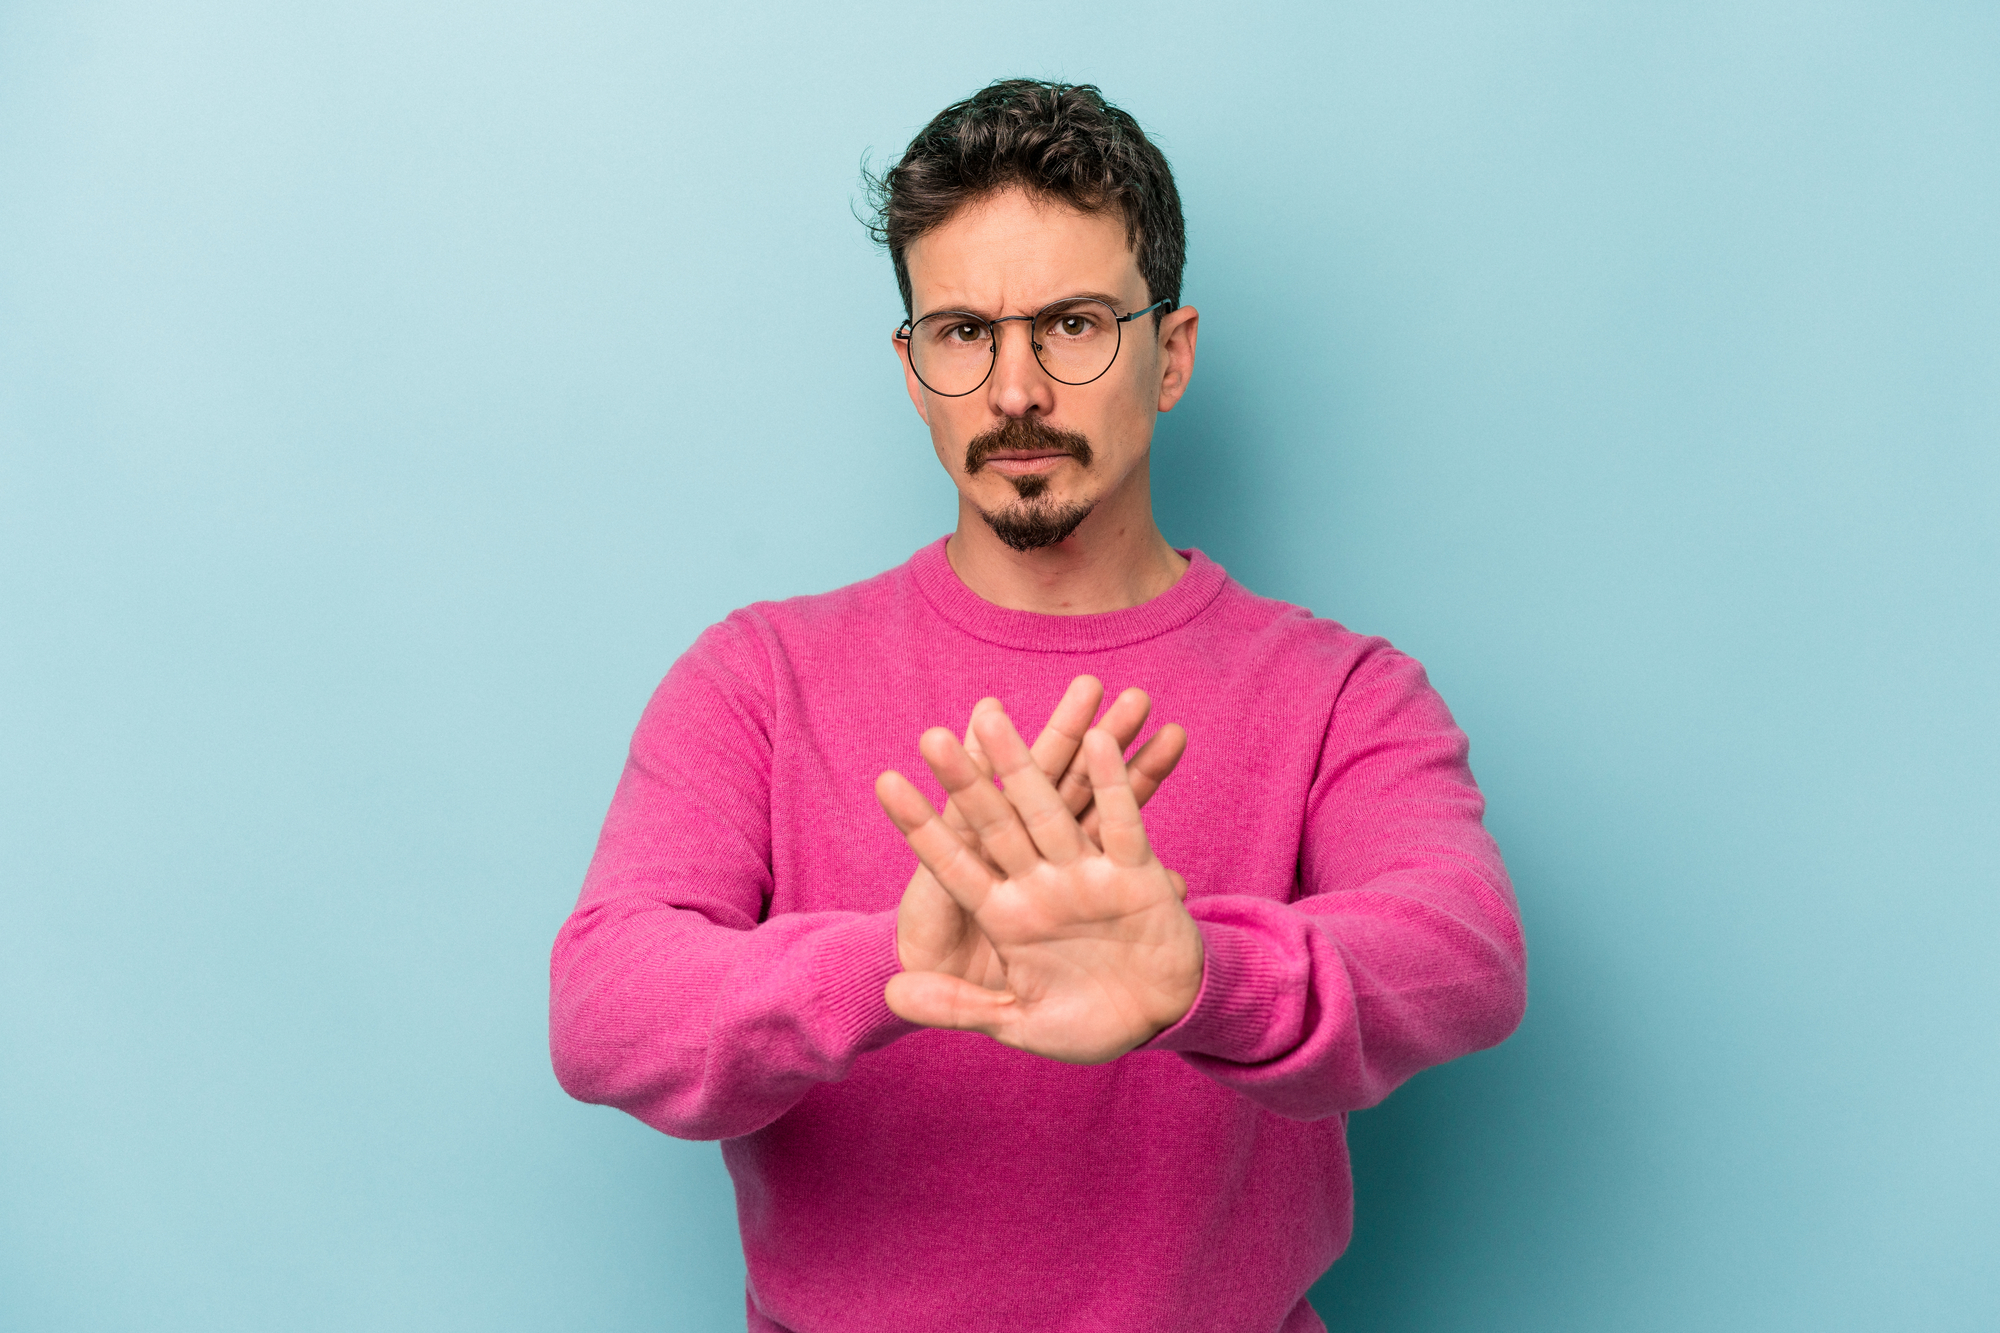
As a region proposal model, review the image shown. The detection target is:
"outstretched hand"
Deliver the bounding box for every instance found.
[893,677,1186,989]
[878,704,1204,1064]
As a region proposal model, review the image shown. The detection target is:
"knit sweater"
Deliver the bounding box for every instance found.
[549,538,1527,1333]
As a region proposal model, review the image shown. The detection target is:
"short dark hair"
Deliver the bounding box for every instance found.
[864,79,1185,319]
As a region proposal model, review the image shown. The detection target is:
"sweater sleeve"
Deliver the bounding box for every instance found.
[1143,644,1527,1121]
[548,614,915,1141]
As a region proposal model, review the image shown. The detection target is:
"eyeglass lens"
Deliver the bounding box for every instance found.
[906,298,1125,397]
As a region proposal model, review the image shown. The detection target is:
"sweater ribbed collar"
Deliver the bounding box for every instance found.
[907,537,1228,653]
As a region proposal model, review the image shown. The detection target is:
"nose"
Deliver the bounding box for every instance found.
[984,318,1057,419]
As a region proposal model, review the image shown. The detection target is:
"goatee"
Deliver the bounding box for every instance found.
[964,416,1096,552]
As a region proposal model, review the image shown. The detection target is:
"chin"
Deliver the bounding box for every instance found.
[977,495,1096,551]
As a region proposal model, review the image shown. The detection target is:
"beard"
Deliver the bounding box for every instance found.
[964,416,1096,552]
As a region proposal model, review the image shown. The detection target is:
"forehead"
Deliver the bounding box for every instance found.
[904,187,1143,315]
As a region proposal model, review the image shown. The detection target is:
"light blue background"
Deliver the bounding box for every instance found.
[3,3,1995,1329]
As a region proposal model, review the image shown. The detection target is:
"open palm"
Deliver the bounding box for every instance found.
[893,677,1185,990]
[878,705,1203,1064]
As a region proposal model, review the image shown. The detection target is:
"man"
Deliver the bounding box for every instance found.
[550,79,1526,1333]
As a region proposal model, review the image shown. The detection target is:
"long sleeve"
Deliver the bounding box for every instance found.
[548,615,914,1140]
[1145,644,1527,1120]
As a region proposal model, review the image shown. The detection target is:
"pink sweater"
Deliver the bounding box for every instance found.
[550,540,1526,1333]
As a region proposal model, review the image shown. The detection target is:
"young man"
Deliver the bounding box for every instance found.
[550,80,1527,1333]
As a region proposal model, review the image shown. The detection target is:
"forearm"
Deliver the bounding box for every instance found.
[547,614,928,1139]
[1138,639,1529,1118]
[549,894,913,1139]
[1144,868,1526,1120]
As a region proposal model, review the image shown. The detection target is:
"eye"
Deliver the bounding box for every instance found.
[1040,305,1108,341]
[948,321,985,344]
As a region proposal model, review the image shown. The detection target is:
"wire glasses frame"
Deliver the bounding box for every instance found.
[895,296,1177,397]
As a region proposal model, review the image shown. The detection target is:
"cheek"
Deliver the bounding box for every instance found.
[1085,381,1157,453]
[925,402,978,473]
[1122,346,1165,408]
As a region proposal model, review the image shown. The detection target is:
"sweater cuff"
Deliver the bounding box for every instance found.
[1140,914,1291,1064]
[809,910,919,1056]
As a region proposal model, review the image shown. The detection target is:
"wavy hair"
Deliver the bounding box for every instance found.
[863,79,1185,319]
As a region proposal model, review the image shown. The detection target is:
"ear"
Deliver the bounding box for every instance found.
[1154,305,1199,413]
[893,331,931,425]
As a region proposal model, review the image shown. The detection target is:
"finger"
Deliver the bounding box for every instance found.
[885,970,1016,1035]
[940,699,1005,839]
[952,686,1091,843]
[918,726,1045,879]
[1168,869,1189,901]
[1099,686,1154,751]
[1081,728,1154,868]
[960,697,1002,777]
[973,709,1088,866]
[1079,721,1186,842]
[1026,675,1104,796]
[876,768,1002,911]
[1127,723,1187,807]
[1055,686,1150,813]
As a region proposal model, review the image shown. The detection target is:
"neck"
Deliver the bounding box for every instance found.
[945,461,1189,615]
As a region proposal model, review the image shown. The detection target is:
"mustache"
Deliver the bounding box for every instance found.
[964,416,1094,474]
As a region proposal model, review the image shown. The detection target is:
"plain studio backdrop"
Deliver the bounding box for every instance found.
[2,3,1995,1330]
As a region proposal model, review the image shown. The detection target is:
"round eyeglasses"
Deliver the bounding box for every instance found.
[895,296,1175,398]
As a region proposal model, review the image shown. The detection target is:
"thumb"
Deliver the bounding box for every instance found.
[885,970,1015,1035]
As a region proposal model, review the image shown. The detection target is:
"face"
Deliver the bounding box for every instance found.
[894,188,1198,551]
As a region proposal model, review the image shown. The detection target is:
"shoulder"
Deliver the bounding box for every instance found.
[1196,570,1408,687]
[676,550,925,684]
[735,558,911,635]
[725,556,916,649]
[1191,572,1461,759]
[635,555,920,752]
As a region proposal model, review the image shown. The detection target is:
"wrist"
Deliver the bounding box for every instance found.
[1149,910,1206,1037]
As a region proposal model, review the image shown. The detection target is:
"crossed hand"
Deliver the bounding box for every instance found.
[876,677,1204,1064]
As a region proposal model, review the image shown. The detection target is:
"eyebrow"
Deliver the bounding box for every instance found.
[913,291,1134,323]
